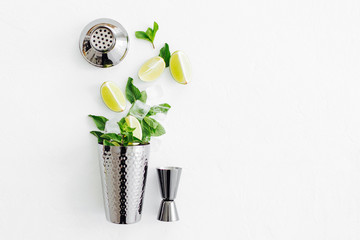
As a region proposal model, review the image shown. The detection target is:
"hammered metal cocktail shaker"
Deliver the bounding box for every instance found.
[157,167,182,222]
[98,144,150,224]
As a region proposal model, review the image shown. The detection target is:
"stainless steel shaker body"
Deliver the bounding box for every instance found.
[98,144,150,224]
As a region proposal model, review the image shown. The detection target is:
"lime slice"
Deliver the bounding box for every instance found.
[125,115,142,140]
[138,56,166,82]
[100,82,126,112]
[170,51,191,84]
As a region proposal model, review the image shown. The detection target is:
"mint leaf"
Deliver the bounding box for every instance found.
[126,77,141,104]
[117,117,138,146]
[139,91,147,103]
[135,31,150,41]
[127,131,134,144]
[143,135,151,143]
[103,139,115,146]
[135,21,159,49]
[144,116,159,129]
[101,133,123,144]
[146,28,153,41]
[129,101,151,120]
[90,131,104,143]
[118,117,126,132]
[142,117,166,137]
[133,136,143,143]
[147,103,171,116]
[159,43,171,67]
[153,22,159,37]
[147,22,159,41]
[151,120,166,136]
[88,115,108,131]
[141,119,152,142]
[118,118,135,134]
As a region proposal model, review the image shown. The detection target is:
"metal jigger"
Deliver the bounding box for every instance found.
[157,167,182,222]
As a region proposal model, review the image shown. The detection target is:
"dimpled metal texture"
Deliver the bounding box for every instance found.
[98,144,150,224]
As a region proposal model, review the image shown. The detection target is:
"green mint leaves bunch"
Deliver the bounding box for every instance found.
[89,77,171,146]
[135,21,159,49]
[135,22,172,68]
[126,77,171,142]
[88,115,142,146]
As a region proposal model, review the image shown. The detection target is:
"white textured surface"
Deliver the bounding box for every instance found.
[0,0,359,239]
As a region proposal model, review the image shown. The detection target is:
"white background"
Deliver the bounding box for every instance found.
[0,0,359,239]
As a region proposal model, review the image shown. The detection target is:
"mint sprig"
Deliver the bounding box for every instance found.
[90,131,105,144]
[126,77,148,104]
[103,139,117,146]
[147,103,171,116]
[126,77,142,104]
[135,22,159,49]
[89,77,171,146]
[88,115,108,131]
[139,91,147,103]
[88,115,143,146]
[159,43,171,67]
[142,117,165,138]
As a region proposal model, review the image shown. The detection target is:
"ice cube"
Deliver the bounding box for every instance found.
[151,112,167,121]
[129,100,151,120]
[105,118,120,134]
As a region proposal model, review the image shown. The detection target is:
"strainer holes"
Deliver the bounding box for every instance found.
[90,27,114,51]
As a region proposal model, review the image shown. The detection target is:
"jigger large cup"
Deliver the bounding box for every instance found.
[157,167,182,222]
[98,144,150,224]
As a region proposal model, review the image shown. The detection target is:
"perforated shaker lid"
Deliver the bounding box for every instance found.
[79,18,129,68]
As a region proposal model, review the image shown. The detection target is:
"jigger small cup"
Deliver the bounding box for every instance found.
[157,167,182,222]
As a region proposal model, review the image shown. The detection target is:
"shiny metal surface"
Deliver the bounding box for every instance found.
[98,144,150,224]
[158,200,179,222]
[157,167,182,222]
[79,18,129,68]
[157,167,182,200]
[90,27,115,51]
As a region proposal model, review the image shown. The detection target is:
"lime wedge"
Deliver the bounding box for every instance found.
[125,115,142,140]
[100,82,126,112]
[138,56,165,82]
[169,51,191,84]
